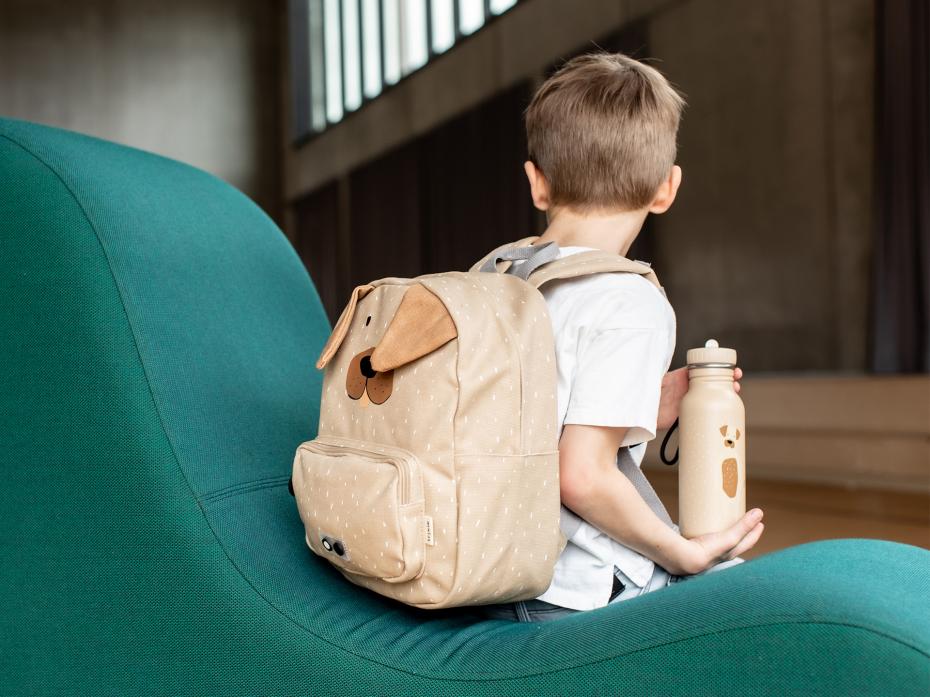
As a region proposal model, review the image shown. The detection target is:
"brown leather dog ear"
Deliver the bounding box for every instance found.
[316,284,375,370]
[369,283,457,372]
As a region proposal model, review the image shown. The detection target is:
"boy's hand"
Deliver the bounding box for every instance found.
[670,508,764,576]
[657,366,743,431]
[656,367,688,430]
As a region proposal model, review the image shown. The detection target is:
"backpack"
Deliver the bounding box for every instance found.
[290,235,669,609]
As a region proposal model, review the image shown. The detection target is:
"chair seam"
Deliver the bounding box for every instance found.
[200,475,292,504]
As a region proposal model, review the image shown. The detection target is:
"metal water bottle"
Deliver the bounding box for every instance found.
[677,340,746,538]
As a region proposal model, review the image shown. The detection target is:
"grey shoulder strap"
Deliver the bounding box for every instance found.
[472,236,664,293]
[475,240,561,280]
[529,250,663,293]
[469,236,540,274]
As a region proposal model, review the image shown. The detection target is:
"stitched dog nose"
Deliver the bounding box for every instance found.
[360,355,377,378]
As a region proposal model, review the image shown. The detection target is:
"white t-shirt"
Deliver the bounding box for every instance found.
[510,245,677,611]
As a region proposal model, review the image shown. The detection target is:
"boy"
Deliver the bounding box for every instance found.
[477,52,765,622]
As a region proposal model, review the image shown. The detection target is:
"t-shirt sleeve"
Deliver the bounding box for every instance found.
[563,325,671,447]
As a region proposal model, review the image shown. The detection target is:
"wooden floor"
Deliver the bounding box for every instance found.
[645,468,930,559]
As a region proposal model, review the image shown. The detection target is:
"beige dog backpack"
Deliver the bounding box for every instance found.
[290,235,664,609]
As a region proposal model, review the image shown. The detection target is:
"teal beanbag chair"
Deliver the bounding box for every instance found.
[1,117,928,696]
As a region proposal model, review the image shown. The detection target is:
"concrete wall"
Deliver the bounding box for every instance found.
[650,0,874,372]
[0,0,284,220]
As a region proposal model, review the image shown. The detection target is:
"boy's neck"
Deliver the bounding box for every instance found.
[534,205,649,257]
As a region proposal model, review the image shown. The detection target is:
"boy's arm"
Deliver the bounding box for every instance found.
[558,422,764,576]
[558,423,683,572]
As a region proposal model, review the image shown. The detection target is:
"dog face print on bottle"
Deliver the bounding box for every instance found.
[720,425,741,498]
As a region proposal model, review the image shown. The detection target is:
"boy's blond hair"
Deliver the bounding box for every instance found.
[525,51,686,212]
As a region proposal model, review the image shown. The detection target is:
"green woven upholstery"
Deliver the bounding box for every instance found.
[1,117,928,696]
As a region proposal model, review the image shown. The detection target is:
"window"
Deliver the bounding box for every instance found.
[458,0,484,36]
[431,0,454,54]
[289,0,523,140]
[323,0,343,123]
[342,0,363,112]
[382,0,402,85]
[361,0,382,99]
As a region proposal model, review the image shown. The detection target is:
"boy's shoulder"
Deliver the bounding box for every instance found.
[541,269,675,332]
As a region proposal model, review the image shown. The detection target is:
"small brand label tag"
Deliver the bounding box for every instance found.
[424,515,434,546]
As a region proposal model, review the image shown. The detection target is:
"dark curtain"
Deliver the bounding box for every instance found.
[348,141,424,286]
[870,0,930,372]
[418,82,538,275]
[294,181,340,320]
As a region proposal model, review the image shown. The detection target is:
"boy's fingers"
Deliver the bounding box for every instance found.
[727,522,764,560]
[722,509,763,550]
[693,510,763,565]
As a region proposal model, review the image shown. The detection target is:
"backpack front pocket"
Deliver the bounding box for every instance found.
[293,435,426,584]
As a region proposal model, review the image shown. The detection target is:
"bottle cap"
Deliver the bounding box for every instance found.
[687,339,737,367]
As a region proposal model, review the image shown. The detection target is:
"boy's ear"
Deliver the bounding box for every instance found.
[648,165,682,214]
[524,160,550,211]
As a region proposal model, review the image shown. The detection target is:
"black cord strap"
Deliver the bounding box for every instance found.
[660,417,680,466]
